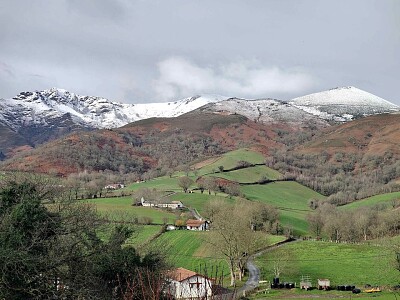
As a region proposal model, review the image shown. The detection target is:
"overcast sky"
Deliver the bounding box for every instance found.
[0,0,399,104]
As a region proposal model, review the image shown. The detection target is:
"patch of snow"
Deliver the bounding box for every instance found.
[290,86,399,121]
[1,89,230,130]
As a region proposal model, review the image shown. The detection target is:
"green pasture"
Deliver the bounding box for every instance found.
[170,192,233,215]
[86,196,178,224]
[197,148,265,175]
[97,224,162,248]
[341,192,400,210]
[241,182,325,235]
[255,240,399,288]
[150,230,286,279]
[150,230,227,277]
[126,176,183,192]
[125,225,163,247]
[208,165,282,183]
[251,288,400,300]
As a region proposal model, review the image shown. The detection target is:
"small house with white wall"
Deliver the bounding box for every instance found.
[186,219,209,231]
[140,197,184,209]
[166,267,213,299]
[105,183,125,190]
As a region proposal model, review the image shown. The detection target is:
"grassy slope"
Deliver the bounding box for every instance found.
[340,191,400,210]
[197,148,265,175]
[97,224,163,248]
[150,230,227,276]
[170,192,233,215]
[209,165,281,183]
[150,230,286,277]
[94,149,324,235]
[255,240,398,287]
[127,176,182,192]
[86,196,178,224]
[241,182,326,235]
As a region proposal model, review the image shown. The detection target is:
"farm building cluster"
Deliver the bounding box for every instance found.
[140,197,184,209]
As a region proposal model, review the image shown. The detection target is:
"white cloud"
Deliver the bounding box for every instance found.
[154,57,315,100]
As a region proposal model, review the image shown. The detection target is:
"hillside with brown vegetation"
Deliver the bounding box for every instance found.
[301,113,400,157]
[0,111,302,176]
[268,113,400,205]
[2,111,400,206]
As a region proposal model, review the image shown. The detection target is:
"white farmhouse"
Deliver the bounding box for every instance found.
[186,219,209,231]
[140,197,184,209]
[166,267,213,299]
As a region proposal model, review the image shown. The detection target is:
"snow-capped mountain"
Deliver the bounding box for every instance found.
[199,97,329,128]
[0,88,229,130]
[1,86,397,133]
[0,86,398,158]
[290,86,399,121]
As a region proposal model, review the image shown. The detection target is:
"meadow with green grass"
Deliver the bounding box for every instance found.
[256,240,399,287]
[85,149,326,235]
[149,230,227,276]
[97,224,163,248]
[170,192,233,215]
[77,147,400,299]
[86,196,178,224]
[196,148,265,175]
[241,182,325,235]
[127,176,183,192]
[340,192,400,210]
[208,165,281,183]
[149,230,287,279]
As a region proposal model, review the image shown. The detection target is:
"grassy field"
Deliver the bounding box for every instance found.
[255,240,399,288]
[126,176,183,192]
[241,182,325,235]
[251,288,400,300]
[125,225,163,247]
[97,224,163,248]
[150,230,227,276]
[208,165,282,183]
[196,148,266,175]
[86,196,178,224]
[170,192,233,215]
[341,192,400,210]
[149,230,287,278]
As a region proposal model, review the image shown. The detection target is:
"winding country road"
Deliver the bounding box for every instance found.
[237,258,260,297]
[237,238,298,298]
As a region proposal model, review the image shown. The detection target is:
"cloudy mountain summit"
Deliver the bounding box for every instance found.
[290,86,399,122]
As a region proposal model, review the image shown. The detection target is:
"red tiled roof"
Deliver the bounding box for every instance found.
[168,267,199,282]
[186,219,206,227]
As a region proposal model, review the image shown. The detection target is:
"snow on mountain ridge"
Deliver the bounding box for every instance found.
[290,86,399,121]
[1,86,398,132]
[291,86,397,107]
[1,88,230,130]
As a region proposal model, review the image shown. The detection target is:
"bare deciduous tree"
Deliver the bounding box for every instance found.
[178,176,194,193]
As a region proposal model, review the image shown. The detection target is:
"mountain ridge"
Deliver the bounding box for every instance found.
[0,86,398,158]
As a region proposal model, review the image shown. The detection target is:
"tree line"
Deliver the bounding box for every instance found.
[267,149,400,205]
[307,202,400,242]
[0,174,169,299]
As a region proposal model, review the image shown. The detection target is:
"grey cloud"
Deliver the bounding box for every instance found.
[0,0,398,104]
[154,57,315,101]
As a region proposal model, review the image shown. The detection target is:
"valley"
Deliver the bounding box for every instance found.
[1,87,400,299]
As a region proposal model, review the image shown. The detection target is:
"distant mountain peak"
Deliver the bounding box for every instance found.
[290,86,399,121]
[2,89,232,131]
[1,86,399,159]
